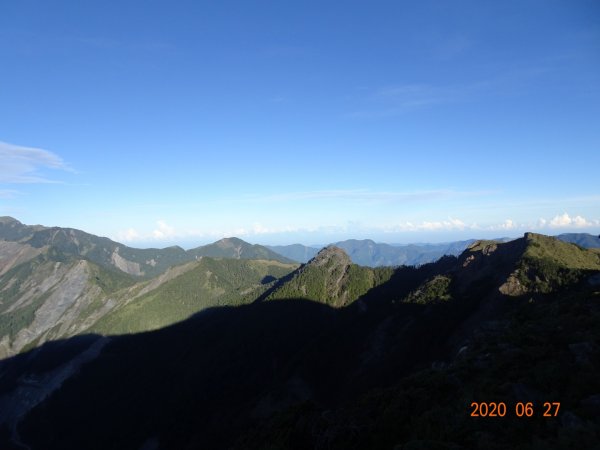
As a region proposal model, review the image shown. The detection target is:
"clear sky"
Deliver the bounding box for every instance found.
[1,0,599,247]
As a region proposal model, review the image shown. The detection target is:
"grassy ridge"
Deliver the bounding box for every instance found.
[518,233,600,293]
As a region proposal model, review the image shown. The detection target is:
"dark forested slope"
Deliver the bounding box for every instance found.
[0,233,597,449]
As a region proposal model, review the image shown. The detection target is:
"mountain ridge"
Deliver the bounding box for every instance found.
[0,218,299,358]
[1,231,598,448]
[267,233,600,267]
[0,217,293,279]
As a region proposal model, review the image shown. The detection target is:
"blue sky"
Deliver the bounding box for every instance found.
[1,0,599,247]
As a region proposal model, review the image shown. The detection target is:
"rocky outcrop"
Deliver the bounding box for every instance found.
[111,248,143,276]
[1,261,96,357]
[499,271,528,296]
[309,246,352,268]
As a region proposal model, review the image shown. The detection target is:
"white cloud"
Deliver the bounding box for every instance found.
[116,228,141,242]
[115,220,180,242]
[152,220,176,238]
[112,212,600,246]
[491,219,517,231]
[548,213,593,228]
[113,221,328,244]
[573,215,592,227]
[421,218,467,231]
[550,213,572,227]
[383,218,470,233]
[0,141,72,183]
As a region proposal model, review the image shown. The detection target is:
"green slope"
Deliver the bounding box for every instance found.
[92,258,297,334]
[265,246,395,307]
[515,233,600,293]
[0,217,190,277]
[188,237,294,264]
[1,217,293,279]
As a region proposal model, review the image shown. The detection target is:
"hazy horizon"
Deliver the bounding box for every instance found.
[6,214,598,250]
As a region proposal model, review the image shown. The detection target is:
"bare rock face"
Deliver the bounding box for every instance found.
[462,254,475,268]
[499,271,528,296]
[1,260,98,358]
[111,248,143,276]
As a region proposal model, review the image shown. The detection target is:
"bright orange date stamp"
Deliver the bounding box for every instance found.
[470,402,560,417]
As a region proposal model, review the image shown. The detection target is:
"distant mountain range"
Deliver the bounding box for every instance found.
[0,217,296,358]
[1,222,598,449]
[4,216,596,272]
[2,217,598,355]
[556,232,600,249]
[266,239,480,266]
[268,233,600,266]
[0,216,292,278]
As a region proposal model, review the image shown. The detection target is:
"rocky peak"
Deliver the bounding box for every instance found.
[309,246,352,267]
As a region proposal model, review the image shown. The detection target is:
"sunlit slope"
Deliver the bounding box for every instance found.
[0,217,293,278]
[265,246,395,307]
[0,248,136,358]
[0,216,190,277]
[91,258,297,334]
[0,242,297,356]
[188,237,294,264]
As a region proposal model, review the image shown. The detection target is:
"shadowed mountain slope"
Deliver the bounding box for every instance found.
[0,233,598,449]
